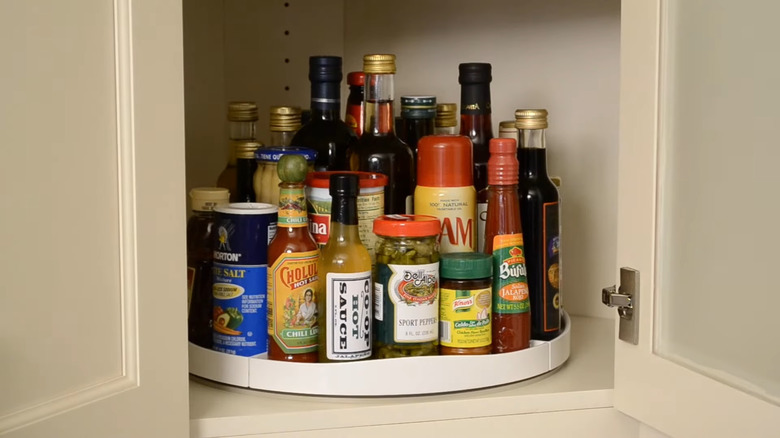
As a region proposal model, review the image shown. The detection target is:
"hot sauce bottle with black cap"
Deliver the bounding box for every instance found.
[291,56,357,171]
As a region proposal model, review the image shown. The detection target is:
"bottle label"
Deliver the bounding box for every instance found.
[439,287,491,348]
[477,202,488,253]
[307,191,384,263]
[187,266,196,314]
[278,187,307,227]
[267,250,320,354]
[492,234,530,315]
[325,271,372,360]
[543,202,561,331]
[307,197,331,246]
[375,262,440,343]
[414,186,477,254]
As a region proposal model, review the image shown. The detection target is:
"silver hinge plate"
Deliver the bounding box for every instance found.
[602,267,639,345]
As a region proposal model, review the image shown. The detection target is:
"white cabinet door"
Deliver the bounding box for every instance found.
[614,1,780,437]
[0,1,188,436]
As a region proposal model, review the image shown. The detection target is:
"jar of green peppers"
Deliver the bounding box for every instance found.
[372,214,441,358]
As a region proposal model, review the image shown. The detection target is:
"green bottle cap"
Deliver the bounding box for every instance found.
[440,252,493,280]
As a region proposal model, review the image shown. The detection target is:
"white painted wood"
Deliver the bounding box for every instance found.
[190,315,612,437]
[343,0,621,320]
[0,0,189,436]
[222,408,640,438]
[614,1,780,437]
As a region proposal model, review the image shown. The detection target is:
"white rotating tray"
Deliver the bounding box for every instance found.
[189,311,571,396]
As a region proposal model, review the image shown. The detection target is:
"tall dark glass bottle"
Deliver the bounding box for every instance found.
[398,95,436,161]
[352,54,415,214]
[234,141,260,202]
[217,102,258,201]
[515,109,561,340]
[291,56,356,171]
[460,63,494,253]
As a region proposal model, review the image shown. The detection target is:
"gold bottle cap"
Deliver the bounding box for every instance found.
[269,106,302,132]
[189,187,230,212]
[234,141,263,159]
[499,120,519,136]
[435,103,458,127]
[228,101,259,122]
[363,54,396,74]
[515,109,549,129]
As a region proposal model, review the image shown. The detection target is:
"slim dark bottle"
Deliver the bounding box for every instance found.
[515,109,561,340]
[460,63,494,252]
[352,54,415,214]
[217,102,258,201]
[234,141,260,202]
[398,95,436,161]
[291,56,357,171]
[345,71,365,137]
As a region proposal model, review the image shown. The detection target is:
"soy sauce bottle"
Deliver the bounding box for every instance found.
[515,109,561,340]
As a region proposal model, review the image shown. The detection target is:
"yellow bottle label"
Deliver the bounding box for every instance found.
[267,250,319,354]
[414,185,477,253]
[439,287,491,348]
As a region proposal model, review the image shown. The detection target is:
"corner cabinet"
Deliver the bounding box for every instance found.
[2,1,778,438]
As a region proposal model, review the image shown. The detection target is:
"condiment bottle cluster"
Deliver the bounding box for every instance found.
[186,54,562,364]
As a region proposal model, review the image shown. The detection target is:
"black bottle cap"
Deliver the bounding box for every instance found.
[458,63,492,84]
[309,56,343,83]
[329,173,359,197]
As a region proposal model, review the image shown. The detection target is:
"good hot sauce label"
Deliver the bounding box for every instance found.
[278,188,307,227]
[267,250,319,354]
[325,271,372,360]
[492,234,530,314]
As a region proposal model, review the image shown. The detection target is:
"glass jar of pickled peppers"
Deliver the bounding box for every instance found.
[372,215,441,358]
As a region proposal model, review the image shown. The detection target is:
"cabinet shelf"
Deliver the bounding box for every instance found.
[189,315,613,437]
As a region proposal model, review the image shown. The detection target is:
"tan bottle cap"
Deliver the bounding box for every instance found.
[499,120,518,137]
[190,187,230,212]
[235,141,263,159]
[363,54,396,74]
[228,102,259,122]
[435,103,457,127]
[515,109,548,129]
[269,106,302,132]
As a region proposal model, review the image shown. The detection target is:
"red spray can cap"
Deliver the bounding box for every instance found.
[487,138,518,185]
[417,135,474,187]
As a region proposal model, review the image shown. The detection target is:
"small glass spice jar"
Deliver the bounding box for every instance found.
[373,214,441,358]
[439,252,493,355]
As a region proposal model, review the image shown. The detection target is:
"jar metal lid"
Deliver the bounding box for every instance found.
[306,171,388,189]
[373,214,440,237]
[440,252,493,279]
[215,202,278,215]
[255,146,317,163]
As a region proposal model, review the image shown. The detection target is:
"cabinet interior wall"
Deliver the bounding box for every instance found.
[183,0,620,319]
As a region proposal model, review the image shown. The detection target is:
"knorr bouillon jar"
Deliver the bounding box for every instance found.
[439,252,493,355]
[372,215,441,358]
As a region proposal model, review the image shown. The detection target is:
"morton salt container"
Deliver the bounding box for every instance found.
[212,202,277,356]
[414,135,477,254]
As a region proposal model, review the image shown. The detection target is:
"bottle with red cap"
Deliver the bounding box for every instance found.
[483,137,531,353]
[414,135,477,254]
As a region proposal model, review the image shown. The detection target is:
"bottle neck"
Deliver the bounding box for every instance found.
[518,128,548,179]
[364,73,396,136]
[310,81,341,118]
[278,182,308,227]
[330,194,358,226]
[460,83,492,116]
[236,157,257,202]
[229,120,257,141]
[518,128,546,149]
[270,131,296,146]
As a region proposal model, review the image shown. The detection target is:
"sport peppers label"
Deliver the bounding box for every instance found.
[544,202,561,331]
[325,271,372,360]
[492,234,530,314]
[267,250,319,354]
[439,287,491,348]
[375,262,439,344]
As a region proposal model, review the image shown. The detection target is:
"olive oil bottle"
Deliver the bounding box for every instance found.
[318,174,373,362]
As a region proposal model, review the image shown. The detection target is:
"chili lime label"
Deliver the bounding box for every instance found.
[439,287,491,348]
[325,271,372,360]
[375,262,439,343]
[492,234,530,314]
[544,202,561,331]
[278,187,307,227]
[267,250,319,354]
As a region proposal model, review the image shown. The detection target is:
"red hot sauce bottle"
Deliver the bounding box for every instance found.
[483,138,531,353]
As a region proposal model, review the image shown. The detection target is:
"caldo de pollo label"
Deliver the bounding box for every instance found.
[491,234,530,314]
